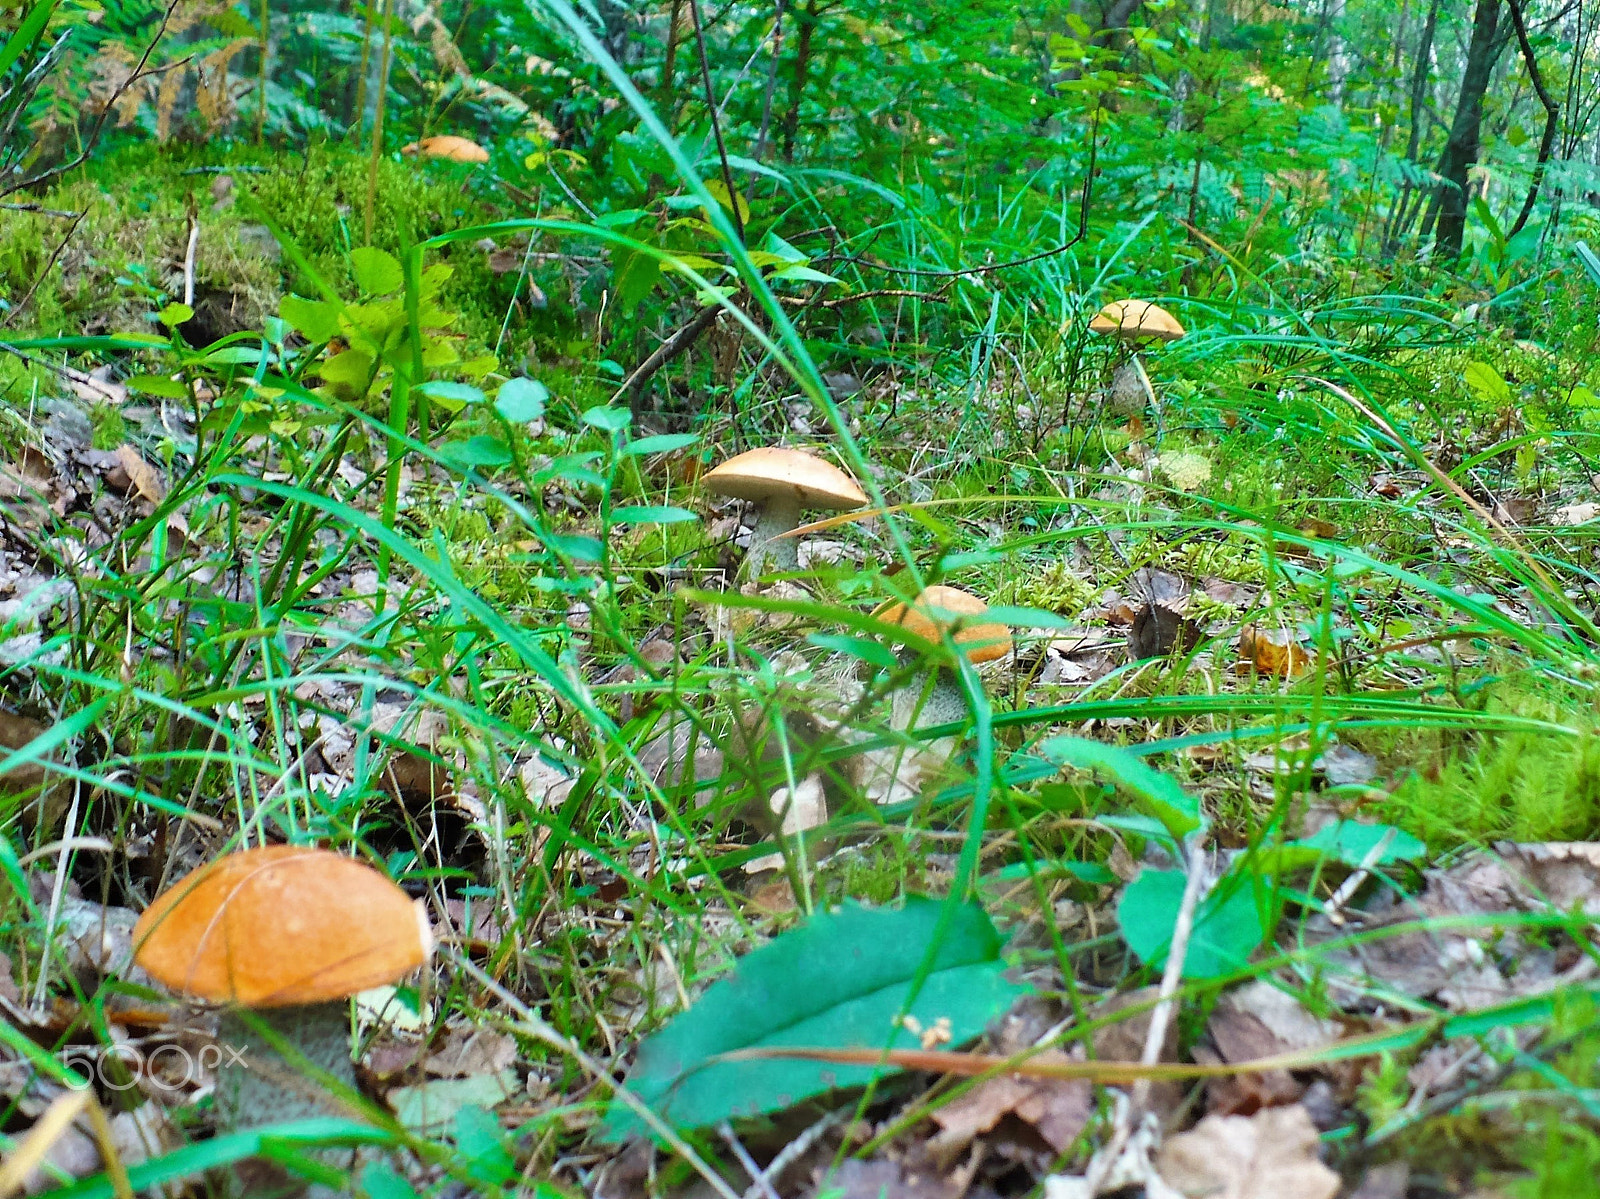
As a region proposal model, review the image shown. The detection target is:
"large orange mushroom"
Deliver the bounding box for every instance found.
[703,447,867,576]
[133,845,431,1131]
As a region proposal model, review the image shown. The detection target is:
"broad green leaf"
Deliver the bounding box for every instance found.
[350,246,404,295]
[771,263,841,285]
[807,632,900,671]
[280,295,340,343]
[359,1162,419,1199]
[1118,868,1266,979]
[158,302,193,328]
[417,381,485,410]
[1273,820,1425,872]
[600,898,1027,1140]
[1038,736,1204,840]
[454,1104,516,1186]
[389,1071,519,1135]
[543,531,604,561]
[623,433,699,456]
[582,405,632,432]
[316,348,375,394]
[612,245,662,309]
[202,347,264,366]
[127,375,189,399]
[610,505,698,525]
[496,377,549,423]
[1463,362,1512,405]
[438,436,512,470]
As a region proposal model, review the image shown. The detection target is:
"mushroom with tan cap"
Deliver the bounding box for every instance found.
[1090,299,1186,416]
[873,585,1012,762]
[401,135,490,163]
[132,845,431,1134]
[703,447,867,576]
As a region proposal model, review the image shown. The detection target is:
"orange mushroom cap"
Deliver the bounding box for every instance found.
[873,585,1013,664]
[132,845,431,1008]
[1089,299,1185,342]
[402,135,490,164]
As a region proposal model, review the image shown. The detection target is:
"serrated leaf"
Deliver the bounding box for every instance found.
[1038,736,1204,841]
[350,246,404,295]
[610,505,699,525]
[495,377,549,423]
[1118,868,1266,979]
[600,898,1027,1140]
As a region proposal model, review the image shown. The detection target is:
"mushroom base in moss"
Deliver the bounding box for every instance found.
[216,1002,358,1131]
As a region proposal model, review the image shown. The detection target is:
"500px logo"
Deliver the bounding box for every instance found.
[57,1043,246,1092]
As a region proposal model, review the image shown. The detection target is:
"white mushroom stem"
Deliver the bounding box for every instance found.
[216,1002,358,1131]
[747,494,804,575]
[889,661,976,784]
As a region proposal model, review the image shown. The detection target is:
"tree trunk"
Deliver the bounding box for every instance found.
[1505,0,1560,236]
[1429,0,1507,258]
[780,0,818,161]
[1382,0,1441,255]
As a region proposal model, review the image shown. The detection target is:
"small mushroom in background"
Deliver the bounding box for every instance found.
[132,846,431,1147]
[400,135,490,164]
[703,447,868,577]
[1089,299,1186,416]
[871,586,1013,790]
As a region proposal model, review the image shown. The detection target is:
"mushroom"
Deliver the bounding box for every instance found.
[873,585,1012,771]
[703,447,868,576]
[132,845,431,1133]
[1089,299,1186,416]
[401,135,490,163]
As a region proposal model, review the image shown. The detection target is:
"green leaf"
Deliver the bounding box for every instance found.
[417,381,485,411]
[1292,820,1425,868]
[582,405,632,432]
[1038,736,1203,841]
[317,348,375,393]
[770,263,841,285]
[1117,868,1266,979]
[613,245,662,309]
[350,246,405,295]
[158,302,193,328]
[359,1162,418,1199]
[1463,362,1512,405]
[981,605,1072,630]
[280,295,341,343]
[623,433,699,456]
[600,897,1028,1140]
[610,505,699,525]
[438,436,512,470]
[454,1104,516,1187]
[496,377,549,423]
[127,375,189,399]
[0,1,57,80]
[807,632,900,671]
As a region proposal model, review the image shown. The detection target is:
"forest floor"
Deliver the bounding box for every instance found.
[2,143,1600,1199]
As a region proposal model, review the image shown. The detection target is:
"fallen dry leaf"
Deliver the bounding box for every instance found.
[424,1026,518,1078]
[926,1047,1092,1167]
[1237,625,1313,678]
[1495,841,1600,915]
[1201,981,1340,1115]
[1155,1104,1339,1199]
[111,445,165,505]
[1129,602,1204,660]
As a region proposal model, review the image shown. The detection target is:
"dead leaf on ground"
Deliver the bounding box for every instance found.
[1201,981,1341,1115]
[110,445,165,505]
[926,1047,1092,1168]
[1155,1104,1339,1199]
[811,1158,997,1199]
[1495,841,1600,915]
[1237,625,1313,678]
[1129,602,1204,660]
[424,1026,518,1078]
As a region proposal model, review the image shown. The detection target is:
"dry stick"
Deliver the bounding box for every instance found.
[719,1123,782,1199]
[32,779,82,1012]
[182,209,200,308]
[687,0,744,243]
[451,952,743,1199]
[751,0,787,164]
[0,202,83,218]
[1081,836,1208,1194]
[613,301,721,407]
[1323,826,1398,926]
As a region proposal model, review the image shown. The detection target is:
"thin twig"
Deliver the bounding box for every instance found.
[0,203,83,218]
[687,0,744,243]
[719,1123,781,1199]
[613,302,722,406]
[1323,826,1398,926]
[0,209,86,329]
[182,209,199,308]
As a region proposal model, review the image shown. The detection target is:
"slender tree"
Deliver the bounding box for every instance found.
[1426,0,1510,257]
